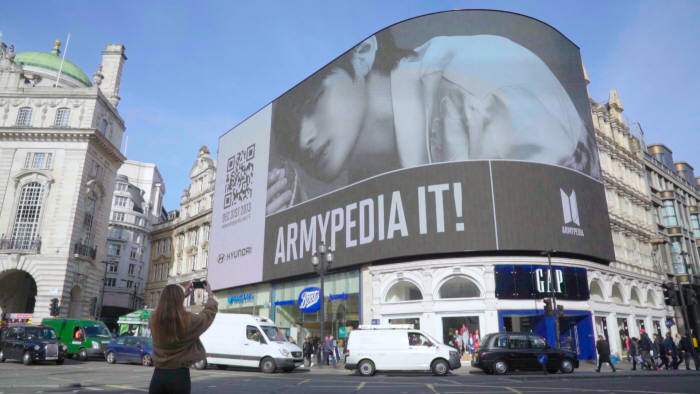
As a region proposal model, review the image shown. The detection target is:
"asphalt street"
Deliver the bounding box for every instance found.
[1,358,700,394]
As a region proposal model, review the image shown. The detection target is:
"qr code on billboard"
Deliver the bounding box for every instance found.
[224,144,255,209]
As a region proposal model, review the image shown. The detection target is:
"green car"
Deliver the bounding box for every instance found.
[41,318,113,360]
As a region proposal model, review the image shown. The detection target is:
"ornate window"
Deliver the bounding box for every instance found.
[54,108,71,127]
[16,107,32,126]
[385,280,423,302]
[81,195,97,244]
[438,276,481,299]
[11,182,45,248]
[662,200,678,227]
[24,152,53,169]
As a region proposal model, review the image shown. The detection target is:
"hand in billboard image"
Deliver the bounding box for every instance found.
[268,27,599,214]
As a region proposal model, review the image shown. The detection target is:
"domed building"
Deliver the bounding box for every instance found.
[0,37,127,321]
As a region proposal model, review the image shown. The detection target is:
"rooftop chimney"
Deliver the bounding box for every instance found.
[98,44,126,107]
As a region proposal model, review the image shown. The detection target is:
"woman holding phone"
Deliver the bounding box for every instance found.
[149,281,217,394]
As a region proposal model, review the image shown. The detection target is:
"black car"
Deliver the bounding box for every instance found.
[471,332,578,375]
[0,325,67,365]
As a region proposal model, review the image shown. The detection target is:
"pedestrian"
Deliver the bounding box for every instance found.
[654,334,668,370]
[624,335,631,362]
[639,329,654,370]
[629,337,641,371]
[333,336,340,362]
[675,333,684,367]
[680,332,700,370]
[461,326,470,354]
[595,335,616,372]
[149,282,217,394]
[324,336,336,367]
[303,338,313,367]
[664,332,679,369]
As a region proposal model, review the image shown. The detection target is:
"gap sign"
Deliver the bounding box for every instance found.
[495,265,589,301]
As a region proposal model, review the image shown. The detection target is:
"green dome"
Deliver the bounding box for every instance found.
[14,51,92,87]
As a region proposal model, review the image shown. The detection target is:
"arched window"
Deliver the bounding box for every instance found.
[630,287,641,306]
[438,276,481,299]
[611,283,624,304]
[17,107,32,126]
[646,290,656,307]
[12,182,45,248]
[54,108,71,127]
[590,281,605,301]
[385,280,423,302]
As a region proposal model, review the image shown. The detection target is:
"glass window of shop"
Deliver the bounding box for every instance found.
[670,239,686,274]
[215,283,271,318]
[662,200,678,227]
[273,270,359,345]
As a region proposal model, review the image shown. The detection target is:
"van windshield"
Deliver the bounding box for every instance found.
[261,326,286,342]
[85,326,111,338]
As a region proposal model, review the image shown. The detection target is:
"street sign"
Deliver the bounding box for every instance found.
[537,354,548,365]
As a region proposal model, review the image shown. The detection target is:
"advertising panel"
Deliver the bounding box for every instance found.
[209,10,615,290]
[494,264,590,301]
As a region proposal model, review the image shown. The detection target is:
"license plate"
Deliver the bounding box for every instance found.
[46,357,57,360]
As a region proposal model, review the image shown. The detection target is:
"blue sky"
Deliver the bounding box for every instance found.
[2,0,698,210]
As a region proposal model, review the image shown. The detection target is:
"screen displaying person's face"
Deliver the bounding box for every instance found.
[298,68,366,181]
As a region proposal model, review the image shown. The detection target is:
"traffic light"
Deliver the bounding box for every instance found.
[685,286,698,306]
[543,298,553,317]
[50,298,59,316]
[662,282,680,306]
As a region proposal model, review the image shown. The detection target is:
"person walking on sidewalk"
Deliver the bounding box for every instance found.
[629,337,641,371]
[654,334,668,370]
[596,335,616,372]
[149,282,218,394]
[639,330,653,370]
[680,332,699,370]
[664,332,680,369]
[303,338,313,367]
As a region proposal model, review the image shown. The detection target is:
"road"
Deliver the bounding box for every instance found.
[1,358,699,393]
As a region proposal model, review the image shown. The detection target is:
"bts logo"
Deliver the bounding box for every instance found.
[560,189,584,237]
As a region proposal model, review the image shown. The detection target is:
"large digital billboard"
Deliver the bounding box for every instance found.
[208,10,615,290]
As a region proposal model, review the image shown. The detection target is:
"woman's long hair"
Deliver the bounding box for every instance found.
[151,284,188,344]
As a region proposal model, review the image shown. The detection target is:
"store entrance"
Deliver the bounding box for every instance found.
[441,316,479,345]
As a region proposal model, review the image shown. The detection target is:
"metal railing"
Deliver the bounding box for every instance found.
[73,243,97,259]
[0,236,41,253]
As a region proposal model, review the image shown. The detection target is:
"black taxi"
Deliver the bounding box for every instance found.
[471,332,578,375]
[0,325,67,365]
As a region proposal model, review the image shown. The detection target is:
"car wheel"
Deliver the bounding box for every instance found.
[142,354,152,367]
[194,359,207,370]
[56,358,65,365]
[431,359,450,376]
[0,349,5,362]
[358,359,375,376]
[106,352,116,364]
[260,357,276,373]
[78,348,88,361]
[493,360,508,375]
[22,351,33,366]
[560,359,574,374]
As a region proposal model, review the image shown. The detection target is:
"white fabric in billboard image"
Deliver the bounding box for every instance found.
[266,16,599,215]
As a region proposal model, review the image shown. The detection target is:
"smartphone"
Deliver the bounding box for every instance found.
[192,280,206,289]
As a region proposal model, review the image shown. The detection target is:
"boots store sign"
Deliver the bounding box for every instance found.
[494,265,590,301]
[298,287,322,313]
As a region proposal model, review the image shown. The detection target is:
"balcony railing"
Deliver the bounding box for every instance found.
[73,243,97,259]
[0,236,41,253]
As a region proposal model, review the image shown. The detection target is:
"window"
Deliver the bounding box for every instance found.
[108,227,122,239]
[112,212,125,221]
[107,243,121,256]
[11,182,45,247]
[114,196,128,207]
[126,280,133,288]
[24,152,53,169]
[98,119,108,135]
[107,262,118,273]
[494,336,508,348]
[529,336,547,349]
[154,264,161,281]
[134,233,142,244]
[407,332,432,346]
[17,107,32,126]
[54,108,70,127]
[130,247,138,260]
[438,276,481,299]
[128,264,135,275]
[105,278,116,287]
[662,200,678,227]
[246,326,264,343]
[507,335,530,349]
[386,280,423,302]
[115,183,128,191]
[90,161,102,178]
[82,195,96,244]
[670,240,685,274]
[691,214,700,238]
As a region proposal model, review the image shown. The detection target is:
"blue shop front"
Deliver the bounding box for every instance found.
[495,264,596,361]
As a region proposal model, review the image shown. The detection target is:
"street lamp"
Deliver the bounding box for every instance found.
[540,249,560,349]
[311,242,333,356]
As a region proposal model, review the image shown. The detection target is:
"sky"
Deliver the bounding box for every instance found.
[2,0,698,210]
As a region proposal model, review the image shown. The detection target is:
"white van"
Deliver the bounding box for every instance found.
[344,325,461,376]
[194,313,303,373]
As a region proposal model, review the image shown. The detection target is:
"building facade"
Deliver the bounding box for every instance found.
[145,146,214,310]
[642,142,700,334]
[0,38,127,321]
[101,161,164,326]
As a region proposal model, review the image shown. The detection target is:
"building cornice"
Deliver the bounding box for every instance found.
[0,127,125,164]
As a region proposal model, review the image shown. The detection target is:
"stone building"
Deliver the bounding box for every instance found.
[588,90,670,357]
[145,146,214,310]
[0,38,127,321]
[101,161,164,326]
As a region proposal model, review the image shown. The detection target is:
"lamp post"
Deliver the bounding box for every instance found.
[540,249,560,348]
[311,242,333,353]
